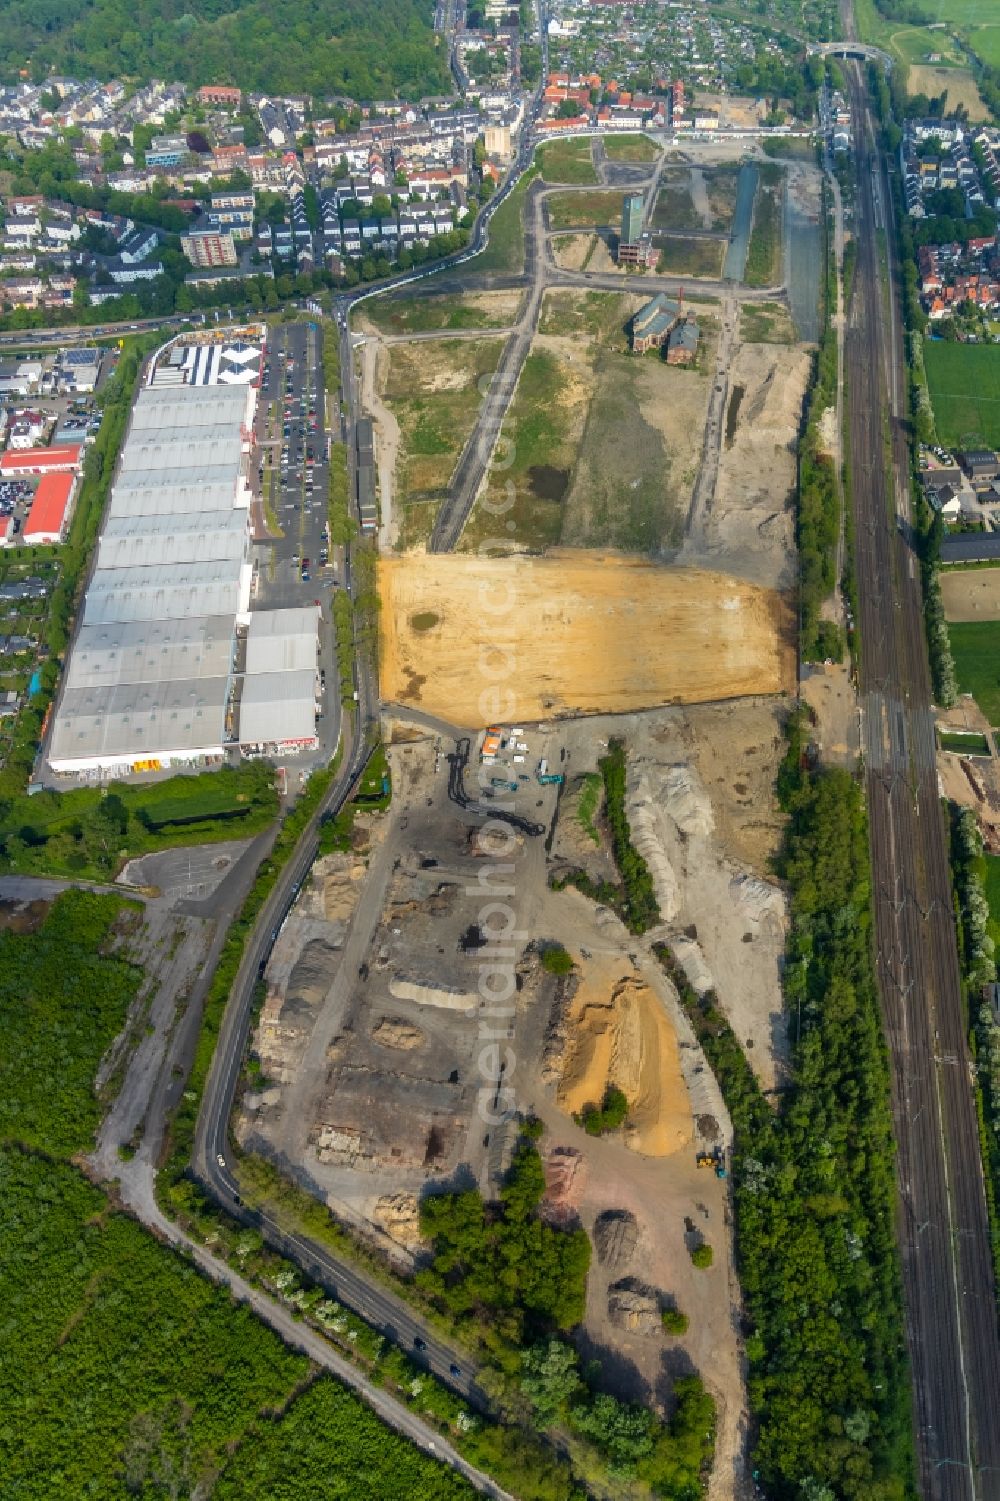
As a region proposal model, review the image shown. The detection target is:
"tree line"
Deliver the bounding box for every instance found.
[660,714,916,1500]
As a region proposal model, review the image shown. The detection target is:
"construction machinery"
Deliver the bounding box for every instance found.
[696,1150,727,1179]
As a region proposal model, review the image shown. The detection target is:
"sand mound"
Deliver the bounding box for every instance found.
[557,957,692,1156]
[380,552,794,726]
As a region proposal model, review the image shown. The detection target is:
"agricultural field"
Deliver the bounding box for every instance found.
[537,136,598,184]
[602,133,660,163]
[947,620,1000,725]
[380,337,505,548]
[655,236,726,279]
[925,340,1000,449]
[854,0,990,112]
[358,289,521,335]
[546,190,623,230]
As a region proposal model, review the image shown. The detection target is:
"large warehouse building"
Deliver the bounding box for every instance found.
[47,340,320,778]
[48,381,254,774]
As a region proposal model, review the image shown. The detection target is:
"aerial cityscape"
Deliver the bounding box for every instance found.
[4,0,1000,1498]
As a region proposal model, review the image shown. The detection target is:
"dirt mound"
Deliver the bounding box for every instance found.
[372,1192,422,1248]
[607,1277,661,1335]
[380,552,794,725]
[557,956,692,1157]
[594,1208,639,1270]
[371,1017,425,1051]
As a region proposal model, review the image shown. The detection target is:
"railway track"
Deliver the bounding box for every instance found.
[845,64,1000,1500]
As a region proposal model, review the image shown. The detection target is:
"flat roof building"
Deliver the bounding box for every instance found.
[48,377,257,776]
[239,669,318,750]
[245,605,320,675]
[23,470,76,544]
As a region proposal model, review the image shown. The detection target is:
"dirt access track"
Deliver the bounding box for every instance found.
[380,551,794,725]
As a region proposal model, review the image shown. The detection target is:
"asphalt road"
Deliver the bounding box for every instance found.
[845,65,1000,1501]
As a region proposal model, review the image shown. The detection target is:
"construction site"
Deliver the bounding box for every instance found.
[234,131,820,1498]
[238,689,792,1496]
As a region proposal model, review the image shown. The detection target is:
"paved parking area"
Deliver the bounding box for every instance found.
[253,320,341,770]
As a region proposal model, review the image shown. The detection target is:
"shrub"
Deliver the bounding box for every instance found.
[690,1243,713,1270]
[580,1085,629,1136]
[540,943,574,975]
[661,1307,689,1336]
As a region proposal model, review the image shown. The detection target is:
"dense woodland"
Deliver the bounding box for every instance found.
[0,887,480,1500]
[0,0,449,100]
[0,890,143,1155]
[2,1149,474,1500]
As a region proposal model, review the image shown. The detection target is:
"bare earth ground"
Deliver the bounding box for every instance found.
[940,566,1000,621]
[379,552,795,724]
[683,343,810,590]
[551,233,596,270]
[243,714,775,1500]
[800,661,861,769]
[362,341,401,551]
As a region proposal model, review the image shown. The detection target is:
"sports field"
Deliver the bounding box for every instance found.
[924,341,1000,449]
[948,620,1000,725]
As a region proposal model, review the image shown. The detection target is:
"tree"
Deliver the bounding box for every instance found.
[571,1393,654,1474]
[520,1338,582,1424]
[690,1243,713,1269]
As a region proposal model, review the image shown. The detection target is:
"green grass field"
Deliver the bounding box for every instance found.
[939,730,991,755]
[948,620,1000,723]
[984,854,1000,951]
[740,301,797,344]
[536,137,598,184]
[476,167,536,274]
[925,341,1000,449]
[547,190,622,230]
[655,236,725,279]
[602,134,659,163]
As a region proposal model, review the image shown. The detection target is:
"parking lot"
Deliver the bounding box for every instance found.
[253,320,341,772]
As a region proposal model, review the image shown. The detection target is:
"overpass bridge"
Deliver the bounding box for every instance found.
[810,39,893,70]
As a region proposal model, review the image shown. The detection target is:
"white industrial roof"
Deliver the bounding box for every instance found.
[129,384,248,431]
[103,508,248,542]
[49,676,229,765]
[49,377,255,771]
[83,562,244,626]
[245,605,320,675]
[117,427,243,472]
[66,617,235,690]
[97,519,248,572]
[239,669,317,745]
[108,474,243,517]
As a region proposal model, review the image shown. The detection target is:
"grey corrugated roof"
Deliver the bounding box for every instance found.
[238,668,317,744]
[65,616,235,689]
[49,676,229,765]
[245,606,320,676]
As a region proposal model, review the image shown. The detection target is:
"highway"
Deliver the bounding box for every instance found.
[845,63,1000,1501]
